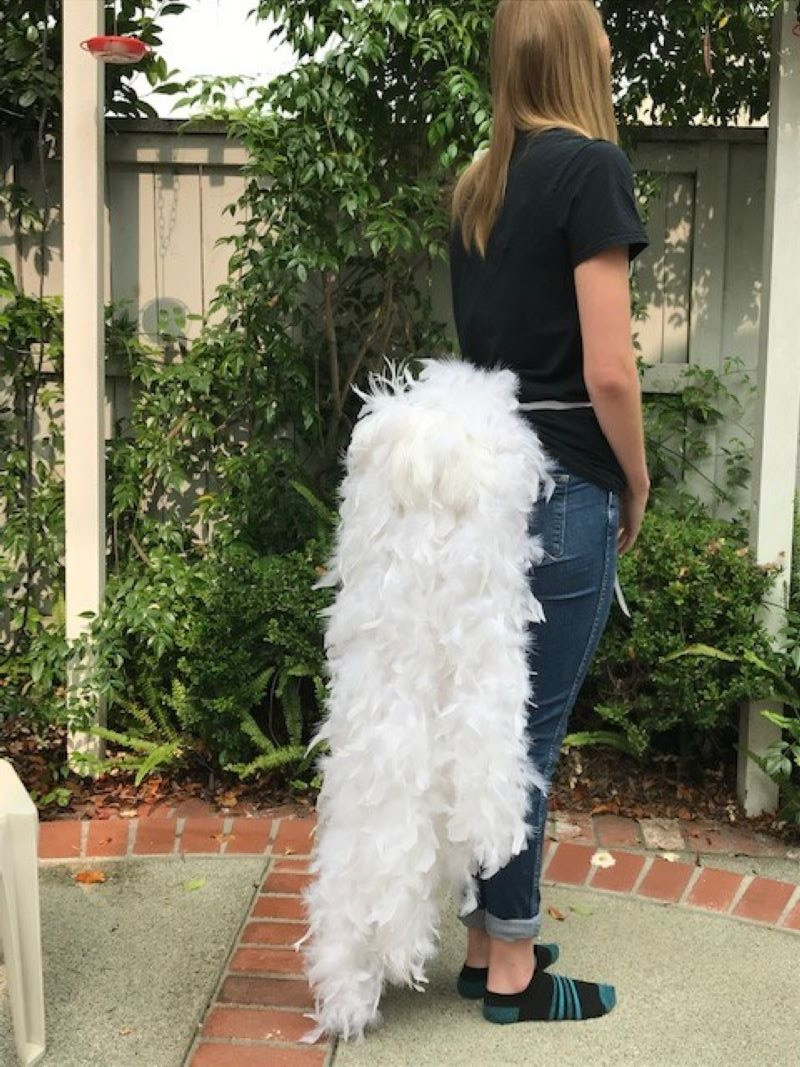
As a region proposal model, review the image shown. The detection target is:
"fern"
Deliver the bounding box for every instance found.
[225,744,308,779]
[239,708,276,754]
[169,678,194,733]
[131,740,183,787]
[88,724,161,753]
[116,695,160,738]
[277,671,303,747]
[561,730,639,756]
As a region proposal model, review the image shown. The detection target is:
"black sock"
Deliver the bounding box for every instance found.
[483,968,616,1023]
[457,942,558,999]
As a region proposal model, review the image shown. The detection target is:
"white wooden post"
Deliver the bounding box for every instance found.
[63,0,107,770]
[737,3,800,816]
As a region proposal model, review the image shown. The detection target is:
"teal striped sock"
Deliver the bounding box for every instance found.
[456,942,559,999]
[483,969,616,1024]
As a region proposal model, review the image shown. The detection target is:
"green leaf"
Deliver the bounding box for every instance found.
[661,643,738,663]
[183,878,206,892]
[561,730,638,756]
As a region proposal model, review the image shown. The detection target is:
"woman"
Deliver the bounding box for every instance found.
[448,0,650,1025]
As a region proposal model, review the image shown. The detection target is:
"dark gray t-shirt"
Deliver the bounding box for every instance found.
[448,126,649,492]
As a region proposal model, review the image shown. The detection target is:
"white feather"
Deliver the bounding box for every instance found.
[297,357,555,1042]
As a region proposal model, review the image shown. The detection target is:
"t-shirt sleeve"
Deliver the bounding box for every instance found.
[562,140,649,268]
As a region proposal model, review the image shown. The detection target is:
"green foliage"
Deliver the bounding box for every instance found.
[0,0,188,151]
[0,0,790,799]
[640,357,755,516]
[584,510,779,760]
[602,1,784,126]
[748,708,800,824]
[0,0,192,728]
[70,678,192,787]
[0,261,159,726]
[177,542,332,770]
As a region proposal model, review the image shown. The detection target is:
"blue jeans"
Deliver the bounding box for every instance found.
[459,458,620,941]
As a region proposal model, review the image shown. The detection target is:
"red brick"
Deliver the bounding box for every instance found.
[218,975,314,1010]
[39,819,82,860]
[132,817,177,855]
[593,815,641,848]
[180,816,226,854]
[543,842,595,885]
[231,947,307,975]
[263,871,313,895]
[172,798,220,818]
[732,877,796,924]
[681,821,738,853]
[273,859,311,874]
[782,898,800,932]
[589,850,646,892]
[225,818,273,855]
[190,1043,326,1067]
[242,922,309,947]
[85,819,130,858]
[254,895,309,921]
[686,867,743,912]
[726,829,788,858]
[201,1005,322,1044]
[637,858,695,902]
[273,816,316,857]
[547,811,596,845]
[686,824,785,858]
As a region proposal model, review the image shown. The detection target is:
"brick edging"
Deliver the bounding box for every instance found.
[36,811,799,1064]
[38,805,799,860]
[540,839,800,931]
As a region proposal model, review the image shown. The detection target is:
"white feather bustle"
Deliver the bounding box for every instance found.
[293,356,556,1044]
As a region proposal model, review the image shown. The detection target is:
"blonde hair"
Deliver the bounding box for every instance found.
[450,0,618,259]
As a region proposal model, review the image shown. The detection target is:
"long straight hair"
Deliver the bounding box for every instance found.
[451,0,618,259]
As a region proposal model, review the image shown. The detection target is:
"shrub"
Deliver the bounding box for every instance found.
[581,509,779,761]
[177,540,333,769]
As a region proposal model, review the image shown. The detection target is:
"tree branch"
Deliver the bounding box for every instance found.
[322,270,341,416]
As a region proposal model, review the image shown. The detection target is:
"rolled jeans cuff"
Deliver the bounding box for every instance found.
[458,907,543,941]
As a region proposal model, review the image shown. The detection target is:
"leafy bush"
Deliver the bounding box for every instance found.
[581,509,779,760]
[754,711,800,823]
[177,540,333,770]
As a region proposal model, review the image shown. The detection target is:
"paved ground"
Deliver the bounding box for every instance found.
[1,812,798,1067]
[0,856,266,1067]
[334,884,800,1067]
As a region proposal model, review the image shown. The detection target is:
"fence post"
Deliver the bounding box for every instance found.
[62,0,107,770]
[738,3,800,815]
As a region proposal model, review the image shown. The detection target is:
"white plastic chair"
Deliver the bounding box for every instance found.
[0,758,46,1065]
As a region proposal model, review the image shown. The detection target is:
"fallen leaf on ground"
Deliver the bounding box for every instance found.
[569,904,593,916]
[183,877,206,892]
[590,849,616,868]
[74,869,106,885]
[547,906,567,921]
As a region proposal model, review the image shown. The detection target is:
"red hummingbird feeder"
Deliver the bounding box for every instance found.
[80,35,151,65]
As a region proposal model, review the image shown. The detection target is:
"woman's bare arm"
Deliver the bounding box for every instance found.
[574,244,650,551]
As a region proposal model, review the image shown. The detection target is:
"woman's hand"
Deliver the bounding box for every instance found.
[618,482,649,555]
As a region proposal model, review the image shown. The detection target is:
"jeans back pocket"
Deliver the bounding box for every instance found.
[532,472,569,562]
